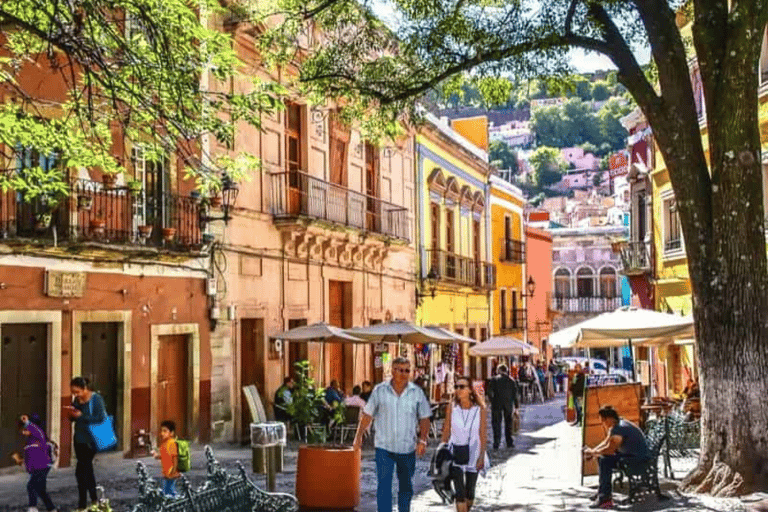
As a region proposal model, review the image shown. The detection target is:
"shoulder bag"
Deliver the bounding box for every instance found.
[87,397,117,452]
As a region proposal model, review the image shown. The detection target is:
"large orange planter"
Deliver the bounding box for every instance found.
[296,445,361,510]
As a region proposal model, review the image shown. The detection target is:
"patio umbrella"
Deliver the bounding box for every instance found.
[347,321,453,350]
[270,322,367,343]
[468,336,540,357]
[423,326,478,345]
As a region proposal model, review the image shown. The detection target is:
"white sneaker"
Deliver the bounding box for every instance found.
[26,507,39,512]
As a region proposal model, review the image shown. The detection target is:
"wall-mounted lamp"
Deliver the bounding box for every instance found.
[200,174,239,227]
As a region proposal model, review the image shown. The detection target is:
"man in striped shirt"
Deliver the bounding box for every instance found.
[353,357,432,512]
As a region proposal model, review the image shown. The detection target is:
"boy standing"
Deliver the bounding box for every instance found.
[151,420,180,496]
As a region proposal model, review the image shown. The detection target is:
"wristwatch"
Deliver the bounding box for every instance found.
[418,439,428,446]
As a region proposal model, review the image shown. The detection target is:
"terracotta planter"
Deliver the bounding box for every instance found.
[77,195,93,211]
[90,219,106,238]
[102,174,117,189]
[209,195,222,208]
[162,227,176,241]
[296,445,360,510]
[138,225,154,238]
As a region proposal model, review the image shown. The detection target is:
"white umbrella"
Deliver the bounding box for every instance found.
[423,326,478,345]
[347,321,453,350]
[469,336,540,357]
[270,322,367,343]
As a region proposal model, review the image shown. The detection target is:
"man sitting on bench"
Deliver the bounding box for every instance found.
[583,405,650,509]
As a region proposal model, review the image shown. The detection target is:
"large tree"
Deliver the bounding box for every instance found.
[245,0,768,496]
[0,0,281,196]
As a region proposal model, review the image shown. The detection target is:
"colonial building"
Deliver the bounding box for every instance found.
[489,176,526,341]
[206,20,417,442]
[0,58,212,466]
[525,225,554,361]
[415,114,494,381]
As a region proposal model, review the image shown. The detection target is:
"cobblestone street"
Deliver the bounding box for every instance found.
[0,397,764,511]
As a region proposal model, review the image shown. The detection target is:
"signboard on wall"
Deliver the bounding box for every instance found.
[608,151,629,177]
[45,270,87,297]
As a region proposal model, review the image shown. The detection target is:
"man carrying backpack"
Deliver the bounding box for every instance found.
[151,420,189,496]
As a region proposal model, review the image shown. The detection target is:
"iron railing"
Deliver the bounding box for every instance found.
[426,248,496,290]
[620,241,651,274]
[0,179,202,247]
[501,239,525,263]
[270,170,409,241]
[549,293,622,313]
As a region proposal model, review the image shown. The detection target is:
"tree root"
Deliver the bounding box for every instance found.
[680,458,746,497]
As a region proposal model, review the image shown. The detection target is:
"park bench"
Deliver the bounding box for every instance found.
[130,445,298,512]
[612,423,668,503]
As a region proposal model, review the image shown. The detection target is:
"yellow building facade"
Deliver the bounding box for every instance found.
[415,115,494,380]
[489,175,526,338]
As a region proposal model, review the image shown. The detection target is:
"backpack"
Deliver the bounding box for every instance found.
[175,439,190,472]
[46,440,59,466]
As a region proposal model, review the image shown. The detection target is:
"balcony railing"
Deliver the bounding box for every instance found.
[426,248,496,290]
[501,309,526,332]
[501,239,525,263]
[270,170,409,241]
[549,294,622,313]
[0,179,202,248]
[620,241,651,275]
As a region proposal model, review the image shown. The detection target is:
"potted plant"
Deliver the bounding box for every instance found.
[190,190,202,203]
[138,223,154,238]
[102,173,117,189]
[35,212,52,231]
[291,361,361,510]
[90,212,107,238]
[208,194,222,208]
[127,179,143,196]
[161,227,176,241]
[77,195,93,211]
[202,233,215,245]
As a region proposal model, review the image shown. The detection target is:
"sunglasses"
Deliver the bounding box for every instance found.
[455,384,470,390]
[394,368,411,374]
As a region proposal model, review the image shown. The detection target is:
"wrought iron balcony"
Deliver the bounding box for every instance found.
[426,248,496,290]
[500,239,525,263]
[270,170,409,241]
[500,309,526,332]
[549,293,622,313]
[619,241,651,275]
[0,179,202,248]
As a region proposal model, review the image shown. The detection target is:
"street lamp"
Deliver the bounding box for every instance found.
[416,267,439,305]
[200,174,239,226]
[520,275,536,347]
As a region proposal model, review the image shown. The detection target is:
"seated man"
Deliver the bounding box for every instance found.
[273,376,294,422]
[344,385,367,408]
[583,405,650,509]
[325,380,344,406]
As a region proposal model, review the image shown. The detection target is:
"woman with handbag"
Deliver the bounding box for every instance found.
[65,377,107,511]
[440,376,488,512]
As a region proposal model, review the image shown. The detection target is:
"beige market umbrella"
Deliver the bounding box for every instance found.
[271,322,367,343]
[469,336,540,357]
[347,321,453,350]
[423,326,478,345]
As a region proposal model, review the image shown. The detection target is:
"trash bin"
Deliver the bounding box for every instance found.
[251,422,286,492]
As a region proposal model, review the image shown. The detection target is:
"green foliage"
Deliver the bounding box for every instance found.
[489,140,519,173]
[591,81,611,101]
[285,360,326,431]
[0,0,286,199]
[529,146,564,188]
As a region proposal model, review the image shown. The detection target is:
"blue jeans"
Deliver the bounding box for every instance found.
[161,477,177,496]
[375,448,416,512]
[574,396,583,424]
[598,454,648,498]
[28,468,55,510]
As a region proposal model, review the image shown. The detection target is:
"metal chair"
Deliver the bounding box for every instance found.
[333,406,361,444]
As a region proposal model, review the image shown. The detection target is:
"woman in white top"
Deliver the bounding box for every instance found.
[440,376,487,512]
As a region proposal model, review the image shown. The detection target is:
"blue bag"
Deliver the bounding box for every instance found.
[87,398,117,452]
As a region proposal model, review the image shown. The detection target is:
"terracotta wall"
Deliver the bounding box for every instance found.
[525,226,554,361]
[0,262,209,465]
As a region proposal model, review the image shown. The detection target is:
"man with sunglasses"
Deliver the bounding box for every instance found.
[353,357,432,512]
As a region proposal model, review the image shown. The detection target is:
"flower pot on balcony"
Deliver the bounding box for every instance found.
[127,180,143,196]
[35,213,52,231]
[209,195,222,208]
[77,195,93,211]
[295,445,360,510]
[202,233,215,245]
[90,219,106,238]
[138,225,154,238]
[102,174,117,189]
[162,227,176,241]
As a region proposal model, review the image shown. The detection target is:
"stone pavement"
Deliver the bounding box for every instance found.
[0,396,764,511]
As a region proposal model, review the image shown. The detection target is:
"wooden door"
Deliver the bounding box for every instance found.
[287,318,308,378]
[328,280,353,388]
[240,319,264,443]
[81,322,120,448]
[0,324,47,468]
[158,335,188,438]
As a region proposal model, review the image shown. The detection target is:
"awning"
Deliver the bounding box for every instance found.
[423,325,478,345]
[468,336,539,357]
[270,322,367,344]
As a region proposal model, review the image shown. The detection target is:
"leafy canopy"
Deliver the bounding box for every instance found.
[0,0,285,196]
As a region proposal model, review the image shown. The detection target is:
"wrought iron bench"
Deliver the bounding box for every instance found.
[130,445,298,512]
[612,424,668,503]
